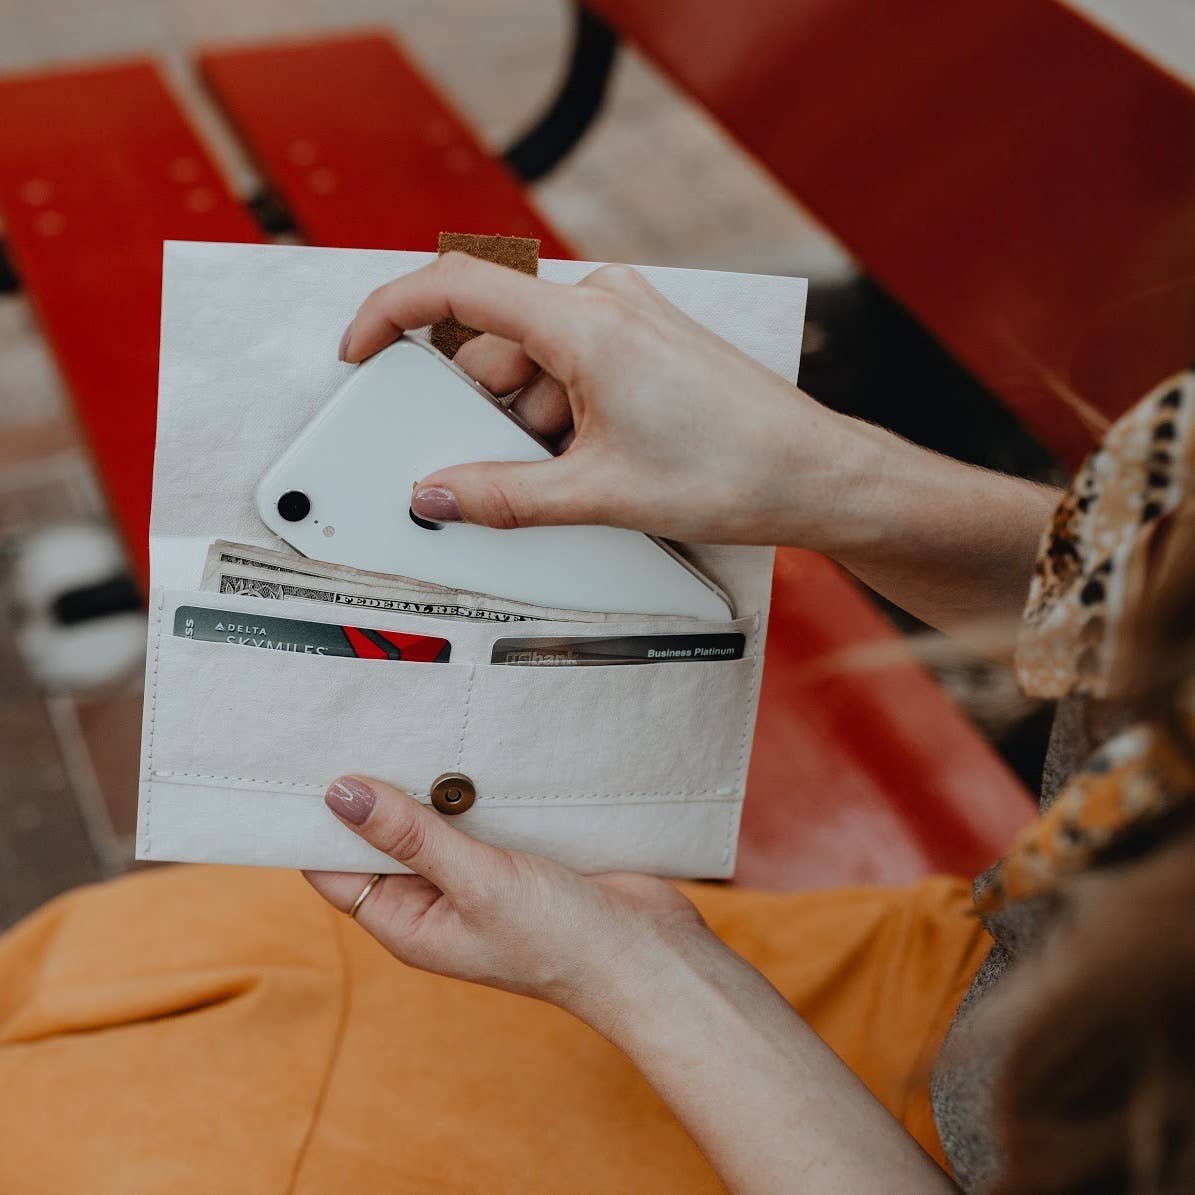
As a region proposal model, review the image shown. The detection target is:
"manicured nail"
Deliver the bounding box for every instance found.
[326,776,375,825]
[411,486,462,522]
[338,321,354,362]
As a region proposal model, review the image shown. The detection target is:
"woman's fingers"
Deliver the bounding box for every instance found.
[302,867,386,914]
[302,869,440,929]
[320,775,506,906]
[509,371,573,441]
[442,332,573,441]
[452,332,539,397]
[342,254,583,378]
[412,455,594,529]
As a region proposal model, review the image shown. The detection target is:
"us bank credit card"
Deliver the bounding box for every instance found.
[174,606,451,662]
[490,632,745,666]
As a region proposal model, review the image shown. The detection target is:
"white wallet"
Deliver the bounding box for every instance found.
[137,243,807,878]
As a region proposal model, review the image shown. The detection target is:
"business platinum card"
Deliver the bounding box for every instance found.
[174,606,451,662]
[490,632,745,666]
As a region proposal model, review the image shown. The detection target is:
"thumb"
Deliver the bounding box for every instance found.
[411,457,592,530]
[323,774,499,902]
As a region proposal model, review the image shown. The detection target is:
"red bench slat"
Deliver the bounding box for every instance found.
[199,32,570,257]
[742,550,1033,888]
[592,0,1195,466]
[0,60,262,581]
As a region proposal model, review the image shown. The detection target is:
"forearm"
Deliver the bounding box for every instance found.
[782,412,1058,638]
[576,930,957,1195]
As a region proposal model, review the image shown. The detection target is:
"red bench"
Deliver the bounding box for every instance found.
[0,31,1035,889]
[199,33,569,258]
[590,0,1195,467]
[0,61,262,584]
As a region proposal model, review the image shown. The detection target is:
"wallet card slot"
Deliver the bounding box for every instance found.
[476,612,760,663]
[161,582,503,661]
[459,654,760,802]
[142,586,761,829]
[145,629,474,796]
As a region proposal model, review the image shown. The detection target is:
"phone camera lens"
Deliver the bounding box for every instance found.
[277,490,311,522]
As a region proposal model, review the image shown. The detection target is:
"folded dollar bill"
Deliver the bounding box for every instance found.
[202,538,454,593]
[200,540,653,624]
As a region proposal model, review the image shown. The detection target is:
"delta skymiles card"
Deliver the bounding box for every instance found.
[174,606,452,662]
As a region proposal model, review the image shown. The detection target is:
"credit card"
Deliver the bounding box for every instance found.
[175,606,451,662]
[490,632,745,666]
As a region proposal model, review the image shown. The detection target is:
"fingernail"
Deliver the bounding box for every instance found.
[326,776,375,825]
[411,486,462,522]
[338,321,354,362]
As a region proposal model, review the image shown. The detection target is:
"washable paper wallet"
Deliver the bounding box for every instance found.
[137,243,807,878]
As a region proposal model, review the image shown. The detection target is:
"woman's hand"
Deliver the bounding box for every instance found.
[303,774,705,1022]
[339,254,1057,637]
[340,253,857,549]
[306,774,957,1193]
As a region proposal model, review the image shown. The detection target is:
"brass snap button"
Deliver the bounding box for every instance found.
[430,772,476,815]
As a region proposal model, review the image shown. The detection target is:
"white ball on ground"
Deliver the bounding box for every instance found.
[11,523,145,692]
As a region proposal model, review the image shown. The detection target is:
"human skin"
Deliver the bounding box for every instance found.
[344,254,1057,636]
[306,254,1056,1191]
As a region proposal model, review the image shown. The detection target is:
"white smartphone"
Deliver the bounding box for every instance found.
[255,336,733,619]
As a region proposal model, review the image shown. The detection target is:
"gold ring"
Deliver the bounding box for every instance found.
[349,873,385,920]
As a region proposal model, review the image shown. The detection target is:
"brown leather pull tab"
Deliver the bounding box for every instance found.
[429,231,540,358]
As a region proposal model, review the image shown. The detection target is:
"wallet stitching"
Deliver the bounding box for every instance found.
[146,770,738,801]
[723,633,763,868]
[143,590,166,856]
[455,662,477,769]
[722,804,736,873]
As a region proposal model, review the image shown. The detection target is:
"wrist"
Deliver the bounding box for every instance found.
[762,401,901,557]
[566,917,750,1052]
[561,917,701,1037]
